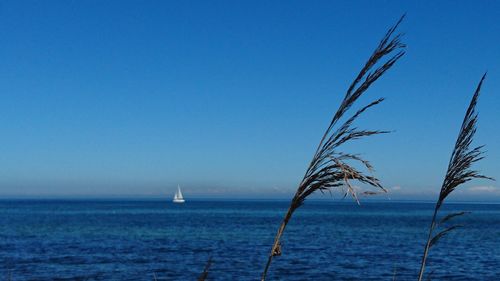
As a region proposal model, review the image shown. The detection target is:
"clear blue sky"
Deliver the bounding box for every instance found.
[0,1,499,200]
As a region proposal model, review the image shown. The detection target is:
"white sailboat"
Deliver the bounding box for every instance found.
[173,185,185,203]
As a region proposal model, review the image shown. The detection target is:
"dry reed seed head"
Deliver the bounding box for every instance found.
[302,34,405,201]
[418,74,493,281]
[437,73,493,207]
[261,15,406,281]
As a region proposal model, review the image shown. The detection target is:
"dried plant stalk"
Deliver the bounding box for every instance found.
[261,16,406,281]
[197,256,213,281]
[417,74,493,281]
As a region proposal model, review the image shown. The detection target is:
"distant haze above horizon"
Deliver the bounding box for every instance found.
[1,1,499,201]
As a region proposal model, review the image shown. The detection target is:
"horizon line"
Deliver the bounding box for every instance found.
[1,196,500,204]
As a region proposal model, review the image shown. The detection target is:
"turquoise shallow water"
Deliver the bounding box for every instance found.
[0,200,499,280]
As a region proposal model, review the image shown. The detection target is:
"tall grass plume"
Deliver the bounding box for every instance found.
[261,15,406,281]
[417,74,493,281]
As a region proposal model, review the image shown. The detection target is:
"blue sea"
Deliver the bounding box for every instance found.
[0,200,499,280]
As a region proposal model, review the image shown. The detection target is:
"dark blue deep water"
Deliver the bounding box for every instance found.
[0,200,499,280]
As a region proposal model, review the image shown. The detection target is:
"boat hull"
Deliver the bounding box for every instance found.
[173,199,185,203]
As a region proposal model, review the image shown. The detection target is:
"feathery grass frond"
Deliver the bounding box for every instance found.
[417,74,493,281]
[429,225,463,248]
[261,15,406,281]
[438,211,469,225]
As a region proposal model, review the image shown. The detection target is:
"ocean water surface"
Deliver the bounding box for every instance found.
[0,200,499,280]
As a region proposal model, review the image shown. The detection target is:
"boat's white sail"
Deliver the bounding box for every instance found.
[173,185,185,203]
